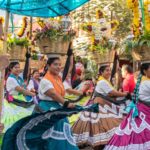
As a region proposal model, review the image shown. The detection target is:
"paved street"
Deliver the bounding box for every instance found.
[80,146,93,150]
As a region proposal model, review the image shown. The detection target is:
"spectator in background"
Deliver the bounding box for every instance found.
[121,65,135,93]
[27,69,40,93]
[75,56,84,72]
[72,68,83,89]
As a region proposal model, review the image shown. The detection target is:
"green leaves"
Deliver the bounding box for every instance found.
[124,32,150,54]
[32,53,38,60]
[136,31,150,48]
[7,37,29,48]
[35,29,74,42]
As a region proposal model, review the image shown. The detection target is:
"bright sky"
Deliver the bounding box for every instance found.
[0,10,22,21]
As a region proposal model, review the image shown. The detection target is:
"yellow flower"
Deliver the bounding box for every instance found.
[126,0,133,8]
[91,35,95,43]
[37,18,45,28]
[0,17,4,24]
[96,9,104,19]
[17,17,28,37]
[110,20,119,31]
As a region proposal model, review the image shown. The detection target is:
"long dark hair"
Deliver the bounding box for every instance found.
[32,69,39,75]
[122,65,133,74]
[42,57,60,76]
[99,65,109,75]
[5,62,19,79]
[141,63,150,75]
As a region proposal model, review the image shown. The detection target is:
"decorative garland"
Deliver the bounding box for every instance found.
[17,17,28,37]
[81,9,119,52]
[36,18,46,28]
[127,0,150,36]
[0,16,4,40]
[110,20,119,31]
[0,17,4,24]
[143,0,150,32]
[96,9,104,19]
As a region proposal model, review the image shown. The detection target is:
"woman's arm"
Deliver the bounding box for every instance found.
[15,86,35,97]
[66,88,83,96]
[27,80,34,91]
[45,89,75,108]
[45,89,66,104]
[108,90,127,97]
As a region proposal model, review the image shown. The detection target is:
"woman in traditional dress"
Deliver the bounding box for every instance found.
[105,62,150,150]
[2,62,35,132]
[1,57,99,150]
[65,71,94,125]
[64,70,94,98]
[72,64,129,150]
[2,57,78,150]
[27,69,40,93]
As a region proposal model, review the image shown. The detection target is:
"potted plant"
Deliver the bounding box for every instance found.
[132,32,150,61]
[7,37,29,61]
[35,21,75,55]
[29,50,45,70]
[89,37,116,64]
[124,32,150,61]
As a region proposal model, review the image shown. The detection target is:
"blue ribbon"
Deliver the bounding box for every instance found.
[125,101,138,118]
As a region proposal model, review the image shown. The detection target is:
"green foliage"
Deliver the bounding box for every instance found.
[137,31,150,47]
[7,37,29,48]
[122,32,150,60]
[90,37,113,54]
[90,44,109,54]
[124,32,150,52]
[32,53,38,60]
[35,28,75,42]
[71,0,132,39]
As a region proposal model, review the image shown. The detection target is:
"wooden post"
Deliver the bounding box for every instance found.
[0,69,4,122]
[3,11,10,54]
[133,60,137,72]
[29,17,33,40]
[0,10,10,123]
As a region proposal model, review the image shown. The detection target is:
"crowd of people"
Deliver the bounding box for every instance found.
[0,54,150,150]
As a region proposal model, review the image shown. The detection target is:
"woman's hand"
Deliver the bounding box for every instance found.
[125,92,132,99]
[86,90,93,96]
[63,101,75,108]
[31,88,36,93]
[0,123,4,133]
[67,103,75,108]
[31,92,36,97]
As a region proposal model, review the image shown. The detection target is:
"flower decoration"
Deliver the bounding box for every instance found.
[7,37,29,50]
[37,18,46,28]
[17,17,28,37]
[0,17,4,40]
[96,9,104,19]
[127,0,141,37]
[35,19,75,41]
[0,17,4,24]
[127,0,150,36]
[144,0,150,32]
[81,22,93,33]
[110,20,119,31]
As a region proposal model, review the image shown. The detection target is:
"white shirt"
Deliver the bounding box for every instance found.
[139,80,150,102]
[27,80,34,91]
[63,78,72,90]
[6,77,20,96]
[95,80,114,96]
[38,78,54,101]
